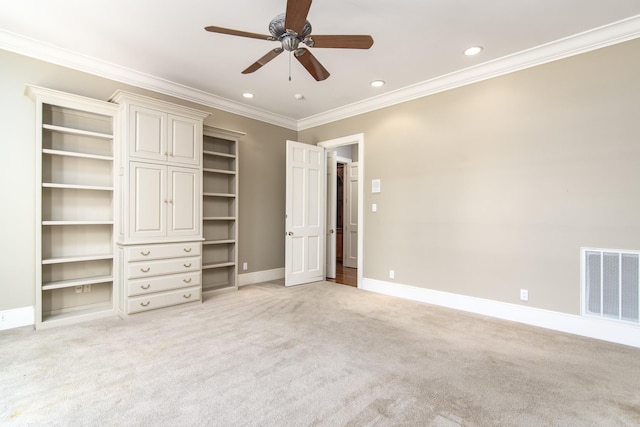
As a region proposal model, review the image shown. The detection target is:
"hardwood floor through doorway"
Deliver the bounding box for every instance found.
[327,261,357,287]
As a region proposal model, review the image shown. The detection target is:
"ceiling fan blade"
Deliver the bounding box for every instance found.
[285,0,312,35]
[242,48,284,74]
[204,26,272,41]
[306,35,374,49]
[294,48,330,81]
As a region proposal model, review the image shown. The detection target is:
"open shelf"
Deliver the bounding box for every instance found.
[203,262,235,270]
[43,220,114,226]
[203,240,235,245]
[203,192,235,198]
[203,168,235,175]
[42,148,113,161]
[203,150,235,159]
[42,275,114,291]
[42,254,114,265]
[42,123,113,140]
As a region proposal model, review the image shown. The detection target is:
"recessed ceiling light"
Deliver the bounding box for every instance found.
[242,92,255,99]
[370,80,385,87]
[294,93,305,100]
[464,46,483,56]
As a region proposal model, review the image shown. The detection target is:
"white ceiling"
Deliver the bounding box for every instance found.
[2,1,640,130]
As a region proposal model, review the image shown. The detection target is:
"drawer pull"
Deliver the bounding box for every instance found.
[183,293,192,299]
[183,247,192,253]
[141,284,151,290]
[140,250,150,256]
[140,301,150,307]
[183,263,192,268]
[183,278,192,283]
[140,267,151,273]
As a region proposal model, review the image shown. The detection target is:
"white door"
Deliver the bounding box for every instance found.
[129,104,166,162]
[326,151,337,279]
[285,140,325,286]
[129,161,166,239]
[168,166,201,237]
[168,114,201,166]
[343,162,359,268]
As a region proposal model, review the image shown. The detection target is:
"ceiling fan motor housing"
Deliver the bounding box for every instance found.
[269,13,312,51]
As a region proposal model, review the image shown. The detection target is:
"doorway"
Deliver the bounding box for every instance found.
[318,134,364,288]
[328,159,358,287]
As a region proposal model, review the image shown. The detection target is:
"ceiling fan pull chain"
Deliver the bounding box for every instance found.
[289,51,292,81]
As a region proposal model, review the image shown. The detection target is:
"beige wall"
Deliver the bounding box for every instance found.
[300,39,640,315]
[3,37,640,317]
[0,49,294,311]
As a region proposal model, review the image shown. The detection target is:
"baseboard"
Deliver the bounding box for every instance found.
[362,278,640,349]
[0,306,34,331]
[238,268,285,287]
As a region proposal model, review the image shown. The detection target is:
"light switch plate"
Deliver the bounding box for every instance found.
[372,179,381,193]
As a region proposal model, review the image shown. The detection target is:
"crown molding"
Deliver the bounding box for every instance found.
[0,29,298,130]
[2,14,640,133]
[296,14,640,131]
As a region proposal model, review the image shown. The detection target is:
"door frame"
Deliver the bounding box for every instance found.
[318,133,364,288]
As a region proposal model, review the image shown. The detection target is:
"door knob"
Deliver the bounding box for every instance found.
[288,231,294,236]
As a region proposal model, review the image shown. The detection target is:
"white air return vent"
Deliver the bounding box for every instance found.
[583,249,640,324]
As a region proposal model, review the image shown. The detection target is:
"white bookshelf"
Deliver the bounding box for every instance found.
[202,127,243,293]
[27,85,119,329]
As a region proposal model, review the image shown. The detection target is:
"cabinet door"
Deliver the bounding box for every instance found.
[168,114,201,166]
[168,166,201,237]
[129,162,167,239]
[129,105,167,162]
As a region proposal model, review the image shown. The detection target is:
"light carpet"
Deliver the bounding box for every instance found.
[2,281,640,426]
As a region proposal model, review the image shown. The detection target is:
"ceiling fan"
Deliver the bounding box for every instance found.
[204,0,374,81]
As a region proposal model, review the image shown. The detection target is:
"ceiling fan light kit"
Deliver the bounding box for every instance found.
[205,0,374,81]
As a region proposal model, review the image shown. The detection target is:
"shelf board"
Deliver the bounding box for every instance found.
[42,148,113,161]
[203,192,235,198]
[202,283,236,294]
[42,254,114,265]
[42,275,113,291]
[42,220,114,226]
[203,217,236,221]
[202,262,235,270]
[203,168,236,175]
[203,150,236,159]
[203,240,236,245]
[42,183,114,191]
[40,303,114,327]
[43,124,113,140]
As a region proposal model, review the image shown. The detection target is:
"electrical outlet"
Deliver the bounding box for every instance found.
[389,270,395,279]
[520,289,529,301]
[83,285,92,293]
[242,262,248,271]
[75,286,83,294]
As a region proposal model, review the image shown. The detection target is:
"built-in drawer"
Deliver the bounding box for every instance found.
[128,271,201,296]
[126,242,201,262]
[128,285,201,314]
[128,256,201,279]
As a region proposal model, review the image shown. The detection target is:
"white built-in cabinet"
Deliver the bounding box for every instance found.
[28,85,119,329]
[202,127,243,293]
[110,91,209,315]
[28,86,246,327]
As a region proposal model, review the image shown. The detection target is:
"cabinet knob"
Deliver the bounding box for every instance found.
[140,267,151,273]
[169,200,173,204]
[140,250,150,256]
[183,293,192,299]
[183,247,192,253]
[140,301,150,307]
[183,278,192,283]
[141,284,151,290]
[183,263,192,268]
